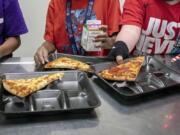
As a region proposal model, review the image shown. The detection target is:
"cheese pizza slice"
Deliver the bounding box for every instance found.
[44,57,93,72]
[2,72,64,98]
[98,56,145,81]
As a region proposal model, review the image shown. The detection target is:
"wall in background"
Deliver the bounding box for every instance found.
[14,0,50,57]
[15,0,125,57]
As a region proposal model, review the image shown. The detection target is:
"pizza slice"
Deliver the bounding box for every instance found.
[44,57,93,72]
[2,72,64,98]
[98,56,145,81]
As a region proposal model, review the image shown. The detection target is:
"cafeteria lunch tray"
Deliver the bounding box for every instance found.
[0,71,101,117]
[92,55,180,100]
[36,53,111,72]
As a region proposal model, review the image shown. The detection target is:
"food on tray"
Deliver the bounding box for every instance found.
[44,57,93,72]
[2,72,64,98]
[98,56,145,81]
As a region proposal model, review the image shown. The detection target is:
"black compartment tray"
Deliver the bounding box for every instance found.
[0,71,101,117]
[92,56,180,100]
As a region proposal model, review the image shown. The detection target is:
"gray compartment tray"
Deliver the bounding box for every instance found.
[0,71,101,117]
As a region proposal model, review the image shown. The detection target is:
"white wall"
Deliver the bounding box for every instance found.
[15,0,125,57]
[14,0,50,57]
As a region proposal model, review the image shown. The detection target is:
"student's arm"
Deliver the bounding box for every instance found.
[108,0,145,63]
[34,41,56,65]
[0,36,21,57]
[113,25,141,63]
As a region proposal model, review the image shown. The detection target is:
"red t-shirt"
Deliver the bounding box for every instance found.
[121,0,180,55]
[44,0,121,56]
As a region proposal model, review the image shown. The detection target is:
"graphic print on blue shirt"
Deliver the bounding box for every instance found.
[62,9,96,54]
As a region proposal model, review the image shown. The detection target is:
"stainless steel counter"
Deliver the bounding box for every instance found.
[0,57,180,135]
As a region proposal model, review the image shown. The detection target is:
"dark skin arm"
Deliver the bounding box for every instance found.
[94,25,117,49]
[34,41,56,65]
[0,36,21,57]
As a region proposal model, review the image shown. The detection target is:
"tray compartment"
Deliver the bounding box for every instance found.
[0,77,30,113]
[112,82,143,95]
[153,72,178,86]
[30,90,63,111]
[2,96,29,113]
[58,72,100,109]
[56,71,84,91]
[141,56,165,73]
[65,90,90,109]
[136,73,165,92]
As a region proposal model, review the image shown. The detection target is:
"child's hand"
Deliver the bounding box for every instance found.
[34,45,49,65]
[94,33,113,49]
[94,25,115,49]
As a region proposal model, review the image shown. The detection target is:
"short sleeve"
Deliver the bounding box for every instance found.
[120,0,146,28]
[107,0,121,36]
[4,0,28,37]
[44,0,55,44]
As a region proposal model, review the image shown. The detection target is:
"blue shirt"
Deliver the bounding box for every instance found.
[0,0,28,45]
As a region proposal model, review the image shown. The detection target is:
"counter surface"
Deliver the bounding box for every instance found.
[0,56,180,135]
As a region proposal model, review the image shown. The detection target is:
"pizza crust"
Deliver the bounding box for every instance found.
[44,57,93,72]
[2,72,64,98]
